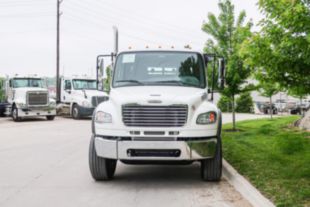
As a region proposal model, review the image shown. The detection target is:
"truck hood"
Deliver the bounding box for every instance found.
[83,90,108,97]
[73,90,108,98]
[109,86,216,110]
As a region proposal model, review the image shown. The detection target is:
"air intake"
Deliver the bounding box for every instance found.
[122,104,188,127]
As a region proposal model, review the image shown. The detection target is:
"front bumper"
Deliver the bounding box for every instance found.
[94,135,218,161]
[18,107,56,117]
[77,105,95,117]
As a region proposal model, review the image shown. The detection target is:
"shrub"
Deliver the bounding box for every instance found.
[217,95,233,112]
[0,78,4,102]
[236,92,254,113]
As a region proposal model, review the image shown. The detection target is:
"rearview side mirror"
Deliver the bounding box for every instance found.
[96,54,116,92]
[218,58,225,89]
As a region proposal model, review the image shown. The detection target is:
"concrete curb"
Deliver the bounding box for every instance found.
[223,159,275,207]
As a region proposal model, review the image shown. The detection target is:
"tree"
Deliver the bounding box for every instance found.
[259,82,279,119]
[0,77,4,102]
[241,0,310,97]
[202,0,253,130]
[236,92,254,113]
[103,66,112,93]
[240,0,310,128]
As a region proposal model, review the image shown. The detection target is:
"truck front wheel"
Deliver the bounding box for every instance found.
[89,135,117,181]
[12,106,21,122]
[200,138,222,181]
[72,104,80,119]
[46,116,55,121]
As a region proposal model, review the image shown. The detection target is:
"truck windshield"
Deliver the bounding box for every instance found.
[12,78,45,88]
[72,79,97,90]
[113,51,206,88]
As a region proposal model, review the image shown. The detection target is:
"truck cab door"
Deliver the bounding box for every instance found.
[62,80,73,103]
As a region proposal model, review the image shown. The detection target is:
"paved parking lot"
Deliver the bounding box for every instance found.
[0,114,271,207]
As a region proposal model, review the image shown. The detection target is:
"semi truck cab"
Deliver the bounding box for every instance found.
[89,50,225,181]
[57,76,108,119]
[4,75,56,121]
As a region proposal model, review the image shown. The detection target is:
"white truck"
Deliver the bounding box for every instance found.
[89,48,226,181]
[56,76,108,119]
[3,75,56,121]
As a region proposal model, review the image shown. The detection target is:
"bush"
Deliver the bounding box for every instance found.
[236,92,254,113]
[0,78,4,102]
[217,95,233,112]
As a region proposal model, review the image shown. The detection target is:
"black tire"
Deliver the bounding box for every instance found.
[89,135,117,181]
[46,115,55,121]
[72,104,80,119]
[12,106,21,122]
[200,138,222,181]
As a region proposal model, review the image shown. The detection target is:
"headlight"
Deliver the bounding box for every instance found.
[82,100,92,108]
[196,111,217,125]
[95,111,112,123]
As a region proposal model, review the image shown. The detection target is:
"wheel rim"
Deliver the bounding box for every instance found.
[73,107,78,118]
[13,108,17,119]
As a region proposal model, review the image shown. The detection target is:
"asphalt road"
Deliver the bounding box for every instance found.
[0,114,269,207]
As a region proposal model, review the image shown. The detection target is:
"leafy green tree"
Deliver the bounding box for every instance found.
[217,95,233,112]
[259,84,279,119]
[236,92,254,113]
[103,66,112,93]
[202,0,253,130]
[240,0,310,125]
[0,77,5,102]
[241,0,310,97]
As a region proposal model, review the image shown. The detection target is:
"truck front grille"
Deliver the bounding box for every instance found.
[27,92,48,106]
[91,96,108,107]
[122,104,188,127]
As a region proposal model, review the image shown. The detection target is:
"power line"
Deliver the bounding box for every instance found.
[94,0,204,39]
[64,11,163,46]
[63,0,203,47]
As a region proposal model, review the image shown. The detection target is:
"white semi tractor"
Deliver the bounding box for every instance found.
[2,75,56,121]
[89,30,226,181]
[56,76,108,119]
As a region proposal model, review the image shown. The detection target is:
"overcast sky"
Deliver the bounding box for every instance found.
[0,0,263,77]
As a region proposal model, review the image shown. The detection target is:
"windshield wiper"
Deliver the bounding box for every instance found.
[116,80,144,85]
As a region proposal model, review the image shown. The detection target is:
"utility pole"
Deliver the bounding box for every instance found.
[56,0,62,103]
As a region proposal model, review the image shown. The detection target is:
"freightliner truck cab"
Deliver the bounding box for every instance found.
[89,49,225,181]
[57,76,108,119]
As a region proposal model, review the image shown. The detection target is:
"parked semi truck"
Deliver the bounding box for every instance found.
[56,76,108,119]
[89,29,225,181]
[3,75,56,121]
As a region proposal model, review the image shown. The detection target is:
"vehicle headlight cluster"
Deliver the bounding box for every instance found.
[82,100,92,108]
[95,111,112,123]
[196,111,217,125]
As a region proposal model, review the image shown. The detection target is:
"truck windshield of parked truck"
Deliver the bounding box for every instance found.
[72,79,97,90]
[113,51,206,88]
[12,78,45,88]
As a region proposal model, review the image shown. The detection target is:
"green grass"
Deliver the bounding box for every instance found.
[222,116,310,207]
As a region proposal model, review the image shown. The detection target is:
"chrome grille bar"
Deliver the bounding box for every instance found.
[122,105,188,127]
